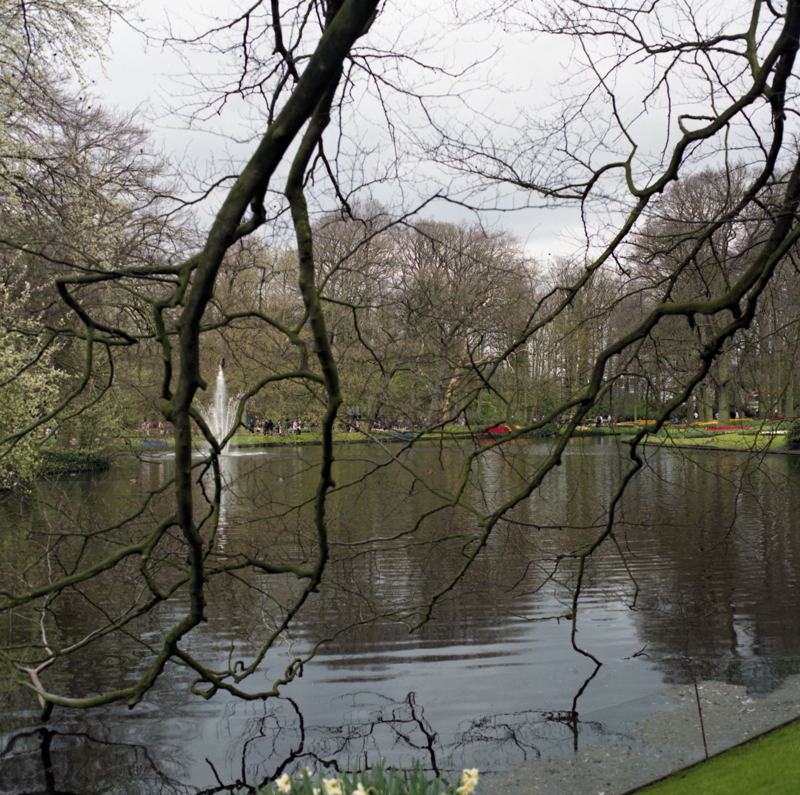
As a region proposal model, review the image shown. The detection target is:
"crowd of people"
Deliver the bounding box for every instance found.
[141,419,170,436]
[139,417,309,437]
[245,418,306,435]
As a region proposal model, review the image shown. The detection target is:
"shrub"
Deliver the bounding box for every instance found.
[37,448,110,475]
[787,419,800,450]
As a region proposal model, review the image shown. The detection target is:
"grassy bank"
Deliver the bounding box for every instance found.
[132,418,797,455]
[134,425,549,451]
[638,719,800,793]
[596,418,796,454]
[640,430,786,452]
[36,447,110,475]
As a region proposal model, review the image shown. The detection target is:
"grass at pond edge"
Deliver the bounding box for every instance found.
[130,427,798,456]
[36,447,111,475]
[633,718,800,794]
[638,432,791,453]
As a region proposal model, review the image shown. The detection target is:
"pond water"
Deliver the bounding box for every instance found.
[2,438,800,793]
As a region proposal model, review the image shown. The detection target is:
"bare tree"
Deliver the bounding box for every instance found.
[3,0,800,734]
[410,0,800,659]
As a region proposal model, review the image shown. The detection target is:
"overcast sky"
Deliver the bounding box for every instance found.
[84,0,772,262]
[82,1,591,258]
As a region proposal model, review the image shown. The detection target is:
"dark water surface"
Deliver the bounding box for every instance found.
[2,438,800,793]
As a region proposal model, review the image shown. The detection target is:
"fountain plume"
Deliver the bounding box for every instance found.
[200,363,239,449]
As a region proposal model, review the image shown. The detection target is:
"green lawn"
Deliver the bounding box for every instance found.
[643,432,784,452]
[133,429,367,449]
[133,423,797,454]
[636,423,793,453]
[639,720,800,793]
[139,426,484,450]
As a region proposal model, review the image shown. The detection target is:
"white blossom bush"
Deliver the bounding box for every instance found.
[0,283,63,488]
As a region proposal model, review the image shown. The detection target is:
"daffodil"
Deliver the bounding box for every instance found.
[322,778,344,795]
[274,773,292,794]
[351,784,369,795]
[456,768,479,795]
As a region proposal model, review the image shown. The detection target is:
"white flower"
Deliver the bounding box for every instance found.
[456,768,479,795]
[274,773,292,794]
[322,778,344,795]
[351,785,368,795]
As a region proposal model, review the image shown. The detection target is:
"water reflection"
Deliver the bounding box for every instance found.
[2,441,800,791]
[2,726,192,794]
[2,686,633,794]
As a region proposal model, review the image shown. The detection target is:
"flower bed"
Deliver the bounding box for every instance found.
[258,765,479,795]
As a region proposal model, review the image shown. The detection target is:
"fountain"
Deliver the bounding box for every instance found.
[200,362,239,450]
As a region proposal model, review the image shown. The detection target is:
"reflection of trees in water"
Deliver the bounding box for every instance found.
[1,726,191,795]
[0,685,638,793]
[200,691,444,792]
[451,707,618,769]
[300,692,440,774]
[2,685,623,793]
[446,662,620,770]
[622,453,800,694]
[8,449,800,790]
[219,684,625,791]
